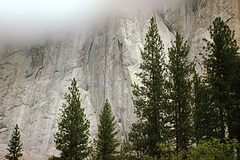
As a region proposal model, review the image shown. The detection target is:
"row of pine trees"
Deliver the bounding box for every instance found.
[128,17,240,159]
[4,17,240,159]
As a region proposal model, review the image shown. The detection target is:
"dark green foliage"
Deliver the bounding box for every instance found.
[167,32,193,152]
[203,17,240,140]
[228,47,240,143]
[118,141,135,160]
[5,124,23,160]
[142,141,177,160]
[48,155,59,160]
[141,139,239,160]
[193,73,217,143]
[187,138,239,160]
[95,99,119,160]
[54,78,90,160]
[5,124,22,160]
[129,17,169,158]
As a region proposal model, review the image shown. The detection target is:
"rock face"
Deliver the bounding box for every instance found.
[0,0,239,159]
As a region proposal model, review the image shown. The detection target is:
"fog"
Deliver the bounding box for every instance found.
[0,0,183,46]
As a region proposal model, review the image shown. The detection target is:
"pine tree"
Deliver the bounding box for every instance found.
[167,32,193,152]
[231,56,240,158]
[193,73,217,143]
[229,56,240,142]
[129,17,169,158]
[54,78,90,160]
[5,124,23,160]
[203,17,240,140]
[95,99,119,160]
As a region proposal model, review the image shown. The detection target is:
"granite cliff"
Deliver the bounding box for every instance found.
[0,0,240,159]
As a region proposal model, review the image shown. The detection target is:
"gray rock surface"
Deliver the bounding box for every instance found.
[0,0,239,159]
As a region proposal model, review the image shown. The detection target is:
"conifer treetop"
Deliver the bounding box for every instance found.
[95,99,119,160]
[54,78,90,159]
[5,124,23,160]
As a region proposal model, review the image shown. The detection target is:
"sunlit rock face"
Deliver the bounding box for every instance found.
[0,0,239,159]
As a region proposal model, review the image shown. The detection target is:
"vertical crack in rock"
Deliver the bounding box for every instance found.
[103,20,109,103]
[86,41,94,66]
[26,46,45,78]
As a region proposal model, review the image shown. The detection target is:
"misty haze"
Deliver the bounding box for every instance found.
[0,0,240,159]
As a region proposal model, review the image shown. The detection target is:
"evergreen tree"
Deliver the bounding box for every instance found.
[167,32,193,152]
[118,141,135,160]
[5,124,23,160]
[129,17,169,158]
[229,56,240,142]
[54,78,90,160]
[193,73,217,143]
[95,99,119,160]
[203,17,240,140]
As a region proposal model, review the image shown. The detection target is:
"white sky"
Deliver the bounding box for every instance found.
[0,0,182,45]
